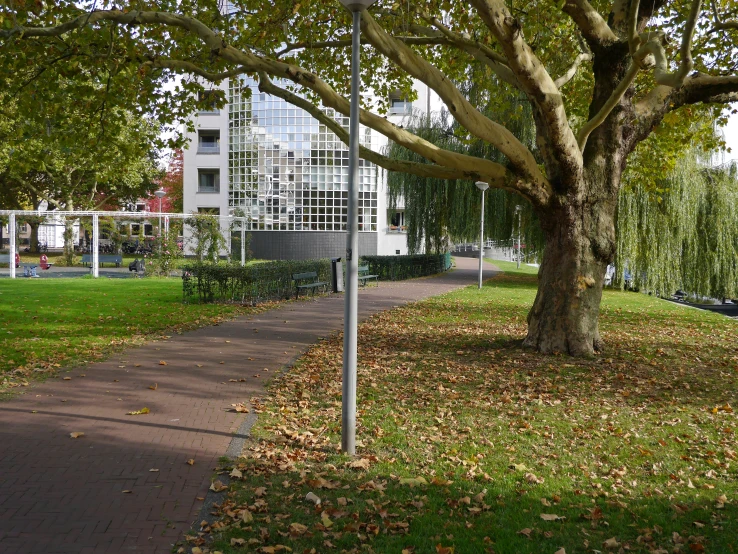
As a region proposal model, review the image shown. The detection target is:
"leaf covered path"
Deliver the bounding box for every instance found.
[0,257,494,554]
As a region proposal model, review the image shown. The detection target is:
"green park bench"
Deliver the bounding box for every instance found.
[292,271,328,299]
[80,254,123,267]
[358,265,379,287]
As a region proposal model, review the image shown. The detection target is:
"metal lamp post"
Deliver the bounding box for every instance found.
[475,181,489,289]
[339,0,376,456]
[154,189,166,252]
[515,205,522,269]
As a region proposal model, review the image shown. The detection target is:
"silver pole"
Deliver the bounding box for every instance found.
[9,213,16,279]
[92,214,99,278]
[342,8,362,456]
[517,209,521,269]
[240,219,246,267]
[478,189,485,289]
[158,198,162,254]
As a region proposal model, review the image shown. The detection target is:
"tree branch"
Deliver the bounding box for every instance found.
[561,0,618,46]
[710,0,738,31]
[471,0,583,181]
[553,51,592,88]
[578,63,639,150]
[415,14,521,89]
[358,11,548,191]
[142,58,248,81]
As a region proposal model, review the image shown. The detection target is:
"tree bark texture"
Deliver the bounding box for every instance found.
[524,193,615,355]
[524,43,629,356]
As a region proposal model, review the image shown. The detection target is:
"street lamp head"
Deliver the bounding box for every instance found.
[154,189,167,199]
[475,181,489,192]
[338,0,377,12]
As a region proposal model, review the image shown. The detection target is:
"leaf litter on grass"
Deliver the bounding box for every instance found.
[191,271,738,554]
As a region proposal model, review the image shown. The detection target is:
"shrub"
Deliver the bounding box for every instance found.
[361,253,451,281]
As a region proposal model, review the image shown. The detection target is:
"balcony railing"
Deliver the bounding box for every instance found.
[197,144,220,155]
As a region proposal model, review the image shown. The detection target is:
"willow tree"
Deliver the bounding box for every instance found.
[617,156,738,300]
[4,1,738,354]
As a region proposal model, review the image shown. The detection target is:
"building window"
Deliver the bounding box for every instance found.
[198,130,220,154]
[389,210,406,231]
[389,93,412,115]
[198,91,220,115]
[198,169,220,193]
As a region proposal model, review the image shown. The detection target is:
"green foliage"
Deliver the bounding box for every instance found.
[617,155,738,299]
[185,214,228,262]
[361,253,451,280]
[145,231,183,277]
[182,259,333,304]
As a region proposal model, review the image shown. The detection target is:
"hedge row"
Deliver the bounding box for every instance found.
[361,253,452,281]
[182,253,452,304]
[182,259,331,304]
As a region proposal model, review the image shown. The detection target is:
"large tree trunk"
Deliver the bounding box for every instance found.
[29,222,39,254]
[523,178,618,356]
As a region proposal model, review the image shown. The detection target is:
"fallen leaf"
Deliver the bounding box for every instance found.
[148,383,158,391]
[186,458,195,465]
[603,537,621,549]
[210,480,228,492]
[230,468,243,479]
[122,490,132,494]
[321,511,333,528]
[126,407,150,415]
[347,458,371,470]
[517,528,532,537]
[230,538,246,546]
[149,468,159,472]
[69,432,85,439]
[241,509,253,523]
[554,549,566,554]
[541,514,566,521]
[399,477,428,487]
[158,360,167,366]
[63,377,71,380]
[255,486,267,497]
[289,522,308,535]
[231,403,250,413]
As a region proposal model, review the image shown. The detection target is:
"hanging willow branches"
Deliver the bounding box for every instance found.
[616,155,738,300]
[386,93,544,255]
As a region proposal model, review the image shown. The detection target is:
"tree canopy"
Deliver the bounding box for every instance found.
[3,0,738,354]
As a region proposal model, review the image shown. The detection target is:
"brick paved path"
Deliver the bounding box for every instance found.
[0,257,496,553]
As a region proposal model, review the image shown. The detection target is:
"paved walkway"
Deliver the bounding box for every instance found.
[0,257,496,553]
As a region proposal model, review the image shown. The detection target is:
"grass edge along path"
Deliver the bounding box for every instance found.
[0,278,269,395]
[197,262,737,554]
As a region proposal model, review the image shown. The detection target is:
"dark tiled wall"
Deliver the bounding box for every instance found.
[247,231,377,261]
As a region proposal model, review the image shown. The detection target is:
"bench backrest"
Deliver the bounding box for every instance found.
[292,271,318,281]
[81,254,121,262]
[358,265,369,273]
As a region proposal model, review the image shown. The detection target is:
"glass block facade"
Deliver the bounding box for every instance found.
[228,78,378,232]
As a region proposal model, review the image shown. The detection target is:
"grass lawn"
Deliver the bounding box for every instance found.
[198,263,738,554]
[0,278,263,394]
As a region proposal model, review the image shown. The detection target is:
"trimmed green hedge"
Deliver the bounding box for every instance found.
[182,259,331,304]
[362,253,451,281]
[182,253,451,304]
